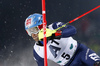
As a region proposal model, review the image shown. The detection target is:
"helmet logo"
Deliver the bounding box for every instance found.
[26,18,31,26]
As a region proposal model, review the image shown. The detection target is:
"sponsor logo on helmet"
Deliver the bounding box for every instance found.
[26,18,31,26]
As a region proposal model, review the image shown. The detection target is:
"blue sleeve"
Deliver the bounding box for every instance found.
[33,49,44,66]
[52,22,77,38]
[81,47,100,66]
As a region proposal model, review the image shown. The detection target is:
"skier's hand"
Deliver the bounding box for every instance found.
[38,28,62,41]
[49,30,62,40]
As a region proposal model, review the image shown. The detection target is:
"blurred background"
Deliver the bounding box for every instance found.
[0,0,100,66]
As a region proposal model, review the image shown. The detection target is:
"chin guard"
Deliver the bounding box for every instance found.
[38,28,56,41]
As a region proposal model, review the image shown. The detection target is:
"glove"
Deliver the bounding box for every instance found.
[38,28,62,41]
[50,30,62,39]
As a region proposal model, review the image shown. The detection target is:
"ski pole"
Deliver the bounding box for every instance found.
[54,5,100,32]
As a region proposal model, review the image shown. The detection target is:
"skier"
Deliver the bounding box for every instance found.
[25,13,100,66]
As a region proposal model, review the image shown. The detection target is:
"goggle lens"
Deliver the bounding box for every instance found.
[26,27,40,36]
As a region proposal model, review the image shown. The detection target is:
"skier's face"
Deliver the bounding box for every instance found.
[31,33,39,41]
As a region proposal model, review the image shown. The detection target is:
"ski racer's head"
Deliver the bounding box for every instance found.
[25,13,43,41]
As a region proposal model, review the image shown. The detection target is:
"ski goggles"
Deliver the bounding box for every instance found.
[26,26,40,36]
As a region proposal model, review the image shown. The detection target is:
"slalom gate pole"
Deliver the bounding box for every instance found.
[55,5,100,31]
[42,0,48,66]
